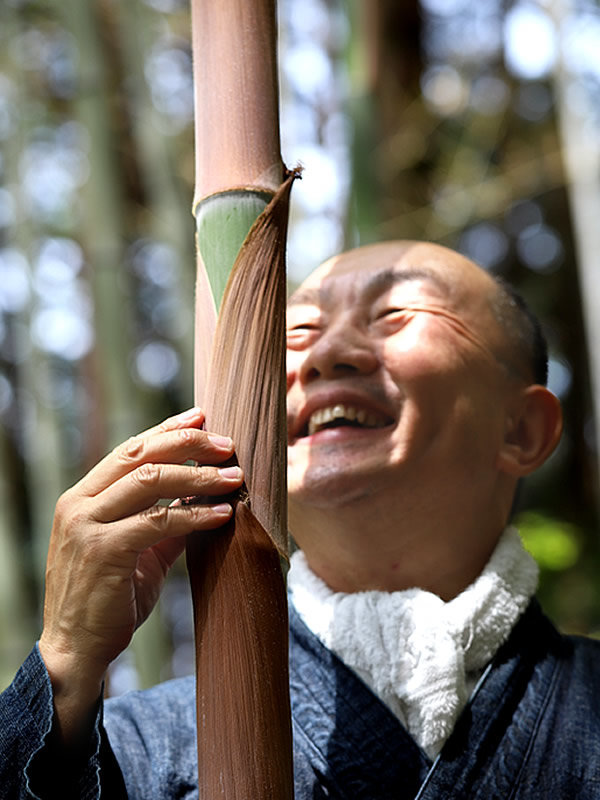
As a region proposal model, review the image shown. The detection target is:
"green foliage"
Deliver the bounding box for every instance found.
[517,511,581,572]
[516,510,600,636]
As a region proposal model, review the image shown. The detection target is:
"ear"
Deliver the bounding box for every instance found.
[496,385,563,477]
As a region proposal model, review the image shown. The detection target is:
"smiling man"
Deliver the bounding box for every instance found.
[2,240,600,800]
[283,242,599,796]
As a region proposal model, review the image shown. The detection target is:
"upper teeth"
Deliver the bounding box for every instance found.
[307,404,388,436]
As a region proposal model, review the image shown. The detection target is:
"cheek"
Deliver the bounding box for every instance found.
[381,326,495,437]
[380,310,494,390]
[381,322,457,387]
[286,351,302,391]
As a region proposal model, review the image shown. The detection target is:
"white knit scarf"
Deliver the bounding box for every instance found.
[288,526,538,759]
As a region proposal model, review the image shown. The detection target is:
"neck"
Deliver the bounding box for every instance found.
[289,490,510,601]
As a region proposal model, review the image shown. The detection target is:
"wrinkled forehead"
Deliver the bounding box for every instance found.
[288,242,495,314]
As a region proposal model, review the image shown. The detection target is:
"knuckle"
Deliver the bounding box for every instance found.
[193,465,212,483]
[114,435,145,464]
[54,490,73,522]
[54,489,88,530]
[175,427,197,448]
[132,463,163,489]
[156,419,172,436]
[142,503,170,533]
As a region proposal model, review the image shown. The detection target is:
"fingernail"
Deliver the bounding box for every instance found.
[218,466,242,480]
[211,503,232,516]
[207,433,233,449]
[179,407,202,421]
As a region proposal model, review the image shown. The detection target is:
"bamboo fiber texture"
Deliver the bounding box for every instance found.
[186,171,297,799]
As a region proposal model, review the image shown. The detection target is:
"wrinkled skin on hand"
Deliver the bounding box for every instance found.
[38,408,243,746]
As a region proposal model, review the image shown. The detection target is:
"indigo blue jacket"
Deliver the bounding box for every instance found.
[2,600,600,799]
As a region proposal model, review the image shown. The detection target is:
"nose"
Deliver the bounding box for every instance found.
[297,319,379,383]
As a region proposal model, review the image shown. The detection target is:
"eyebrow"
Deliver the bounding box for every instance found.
[362,267,450,300]
[287,266,451,308]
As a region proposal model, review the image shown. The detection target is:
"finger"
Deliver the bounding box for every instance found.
[79,420,235,498]
[103,499,235,555]
[92,464,244,523]
[76,407,208,494]
[136,406,206,439]
[107,407,208,453]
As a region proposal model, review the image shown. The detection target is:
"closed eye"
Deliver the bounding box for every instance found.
[370,306,412,334]
[286,323,320,350]
[376,307,405,319]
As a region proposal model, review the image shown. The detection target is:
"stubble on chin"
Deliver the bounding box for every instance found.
[288,462,381,515]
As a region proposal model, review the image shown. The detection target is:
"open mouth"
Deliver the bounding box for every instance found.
[301,404,394,437]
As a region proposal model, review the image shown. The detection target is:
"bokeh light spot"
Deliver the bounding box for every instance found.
[134,341,180,387]
[32,308,93,361]
[0,248,31,313]
[504,5,557,80]
[517,223,563,273]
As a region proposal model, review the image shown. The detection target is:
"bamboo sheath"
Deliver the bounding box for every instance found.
[186,0,296,797]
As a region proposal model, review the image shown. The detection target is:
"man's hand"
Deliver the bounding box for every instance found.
[38,407,243,746]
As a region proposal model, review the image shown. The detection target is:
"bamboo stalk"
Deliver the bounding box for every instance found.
[0,428,35,690]
[553,0,600,509]
[186,1,295,796]
[191,0,283,203]
[1,15,65,653]
[112,0,196,397]
[56,0,170,688]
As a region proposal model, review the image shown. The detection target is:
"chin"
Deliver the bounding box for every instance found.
[288,465,378,510]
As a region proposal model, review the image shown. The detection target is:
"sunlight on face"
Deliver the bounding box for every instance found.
[286,241,519,510]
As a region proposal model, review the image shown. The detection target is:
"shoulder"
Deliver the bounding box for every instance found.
[555,632,600,704]
[564,631,600,661]
[512,628,600,797]
[525,605,600,717]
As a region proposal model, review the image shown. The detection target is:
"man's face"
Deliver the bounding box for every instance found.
[286,241,520,510]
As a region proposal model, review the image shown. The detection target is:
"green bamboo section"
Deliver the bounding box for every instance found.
[195,190,273,308]
[192,189,274,406]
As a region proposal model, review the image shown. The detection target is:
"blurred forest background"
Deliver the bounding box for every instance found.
[0,0,599,692]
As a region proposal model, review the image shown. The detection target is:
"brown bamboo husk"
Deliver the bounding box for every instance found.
[200,174,297,548]
[186,503,291,800]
